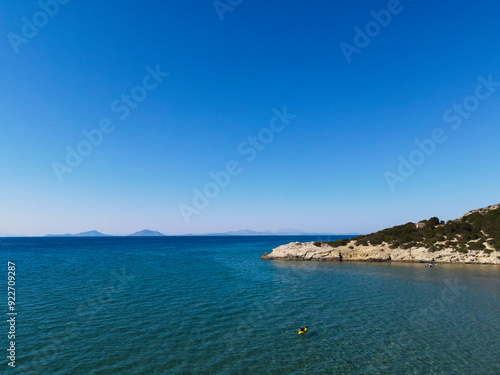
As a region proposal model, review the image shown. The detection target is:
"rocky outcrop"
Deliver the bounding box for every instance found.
[263,204,500,265]
[457,203,500,221]
[261,240,500,264]
[261,242,342,262]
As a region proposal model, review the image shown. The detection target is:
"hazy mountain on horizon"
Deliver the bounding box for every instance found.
[189,229,357,236]
[23,229,362,238]
[128,230,165,236]
[45,230,111,237]
[45,229,166,237]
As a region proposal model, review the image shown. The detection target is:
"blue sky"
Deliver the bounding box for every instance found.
[1,0,499,236]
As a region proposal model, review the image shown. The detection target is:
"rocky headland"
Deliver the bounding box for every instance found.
[262,204,500,265]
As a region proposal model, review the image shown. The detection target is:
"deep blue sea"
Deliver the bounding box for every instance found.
[0,236,499,374]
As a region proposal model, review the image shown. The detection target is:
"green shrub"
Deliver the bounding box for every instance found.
[470,233,481,240]
[427,217,440,227]
[434,227,445,236]
[370,238,384,245]
[401,241,417,249]
[389,241,401,249]
[435,234,445,241]
[326,239,350,248]
[468,241,485,250]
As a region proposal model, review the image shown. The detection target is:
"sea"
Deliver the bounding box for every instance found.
[0,236,499,375]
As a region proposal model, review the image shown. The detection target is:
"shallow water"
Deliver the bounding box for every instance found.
[1,236,499,374]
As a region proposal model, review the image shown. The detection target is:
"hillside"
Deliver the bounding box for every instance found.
[262,204,500,264]
[346,203,500,253]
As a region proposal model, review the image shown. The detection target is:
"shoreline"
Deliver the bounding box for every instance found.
[261,240,500,265]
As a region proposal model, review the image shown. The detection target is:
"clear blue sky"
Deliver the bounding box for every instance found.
[1,0,499,236]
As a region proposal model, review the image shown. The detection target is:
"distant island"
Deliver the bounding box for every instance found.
[128,230,165,237]
[262,204,500,264]
[45,230,111,237]
[191,229,344,236]
[45,230,165,237]
[40,229,337,237]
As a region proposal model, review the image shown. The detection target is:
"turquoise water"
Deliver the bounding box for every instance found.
[1,236,499,374]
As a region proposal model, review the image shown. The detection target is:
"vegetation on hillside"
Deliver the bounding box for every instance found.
[313,239,350,248]
[317,206,500,253]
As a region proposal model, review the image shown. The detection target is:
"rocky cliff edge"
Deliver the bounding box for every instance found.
[261,240,499,264]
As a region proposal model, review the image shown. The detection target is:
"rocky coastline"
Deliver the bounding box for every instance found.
[262,204,500,265]
[261,240,499,264]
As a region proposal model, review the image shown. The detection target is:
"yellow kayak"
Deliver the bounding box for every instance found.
[298,327,307,334]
